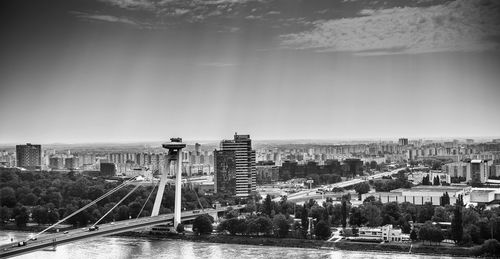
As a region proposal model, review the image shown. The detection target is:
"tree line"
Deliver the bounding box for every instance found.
[0,169,246,229]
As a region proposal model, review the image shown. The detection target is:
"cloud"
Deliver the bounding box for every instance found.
[281,0,500,54]
[217,26,240,33]
[98,0,156,10]
[73,12,141,27]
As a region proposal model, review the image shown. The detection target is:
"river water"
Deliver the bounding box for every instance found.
[1,231,469,259]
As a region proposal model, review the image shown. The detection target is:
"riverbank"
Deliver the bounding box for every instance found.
[116,231,484,257]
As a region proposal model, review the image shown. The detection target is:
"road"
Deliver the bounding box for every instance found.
[277,168,404,202]
[0,205,244,258]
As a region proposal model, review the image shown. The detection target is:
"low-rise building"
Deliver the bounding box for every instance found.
[362,185,471,206]
[470,188,500,204]
[355,224,408,242]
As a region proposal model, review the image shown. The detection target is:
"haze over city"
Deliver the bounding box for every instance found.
[1,0,500,144]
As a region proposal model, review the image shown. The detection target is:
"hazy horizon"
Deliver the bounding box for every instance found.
[1,0,500,144]
[0,135,499,147]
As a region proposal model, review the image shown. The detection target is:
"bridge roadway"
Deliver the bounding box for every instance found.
[277,167,404,202]
[1,205,244,258]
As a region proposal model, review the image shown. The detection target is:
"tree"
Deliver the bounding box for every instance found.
[116,205,130,220]
[263,195,273,216]
[32,206,49,225]
[480,239,500,256]
[225,209,239,219]
[354,182,370,200]
[310,205,325,220]
[24,193,38,206]
[176,223,185,233]
[14,206,29,228]
[422,175,430,185]
[440,192,450,206]
[330,204,342,227]
[247,216,272,236]
[47,209,59,224]
[315,220,331,240]
[417,202,435,223]
[301,206,309,237]
[451,204,463,244]
[193,214,213,235]
[0,206,12,223]
[0,187,16,208]
[273,214,290,237]
[410,229,418,241]
[363,204,382,227]
[432,206,450,222]
[433,176,440,186]
[349,207,366,227]
[128,201,142,218]
[419,221,443,245]
[381,202,401,226]
[341,200,348,228]
[363,196,376,204]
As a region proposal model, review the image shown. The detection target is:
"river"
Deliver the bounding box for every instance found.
[1,231,469,259]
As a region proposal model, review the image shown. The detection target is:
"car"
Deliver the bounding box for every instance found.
[17,241,26,247]
[110,222,114,225]
[63,231,69,234]
[88,226,99,231]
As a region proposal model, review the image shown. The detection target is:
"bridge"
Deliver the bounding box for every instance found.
[1,138,245,258]
[0,206,244,258]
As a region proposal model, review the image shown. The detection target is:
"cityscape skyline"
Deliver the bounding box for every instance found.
[1,0,500,144]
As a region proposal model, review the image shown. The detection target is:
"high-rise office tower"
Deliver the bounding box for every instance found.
[216,133,256,197]
[16,143,41,170]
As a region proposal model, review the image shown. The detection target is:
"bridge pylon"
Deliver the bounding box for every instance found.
[151,138,186,229]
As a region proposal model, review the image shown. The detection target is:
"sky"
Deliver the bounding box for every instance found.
[0,0,500,144]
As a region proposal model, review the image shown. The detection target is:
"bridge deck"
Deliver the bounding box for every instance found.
[1,206,245,258]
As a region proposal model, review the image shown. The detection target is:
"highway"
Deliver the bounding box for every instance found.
[278,167,404,202]
[0,205,244,258]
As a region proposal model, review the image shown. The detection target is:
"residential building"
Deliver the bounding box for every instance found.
[256,161,279,184]
[398,138,409,146]
[16,143,41,170]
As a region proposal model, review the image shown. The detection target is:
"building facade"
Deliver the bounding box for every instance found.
[16,143,41,170]
[217,134,256,197]
[214,150,236,194]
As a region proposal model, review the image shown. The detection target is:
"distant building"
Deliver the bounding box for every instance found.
[443,160,492,183]
[343,158,363,177]
[256,161,279,184]
[16,143,41,170]
[100,162,116,176]
[214,150,236,194]
[49,156,63,170]
[398,138,409,146]
[470,159,489,184]
[363,185,471,206]
[65,157,78,169]
[217,133,256,197]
